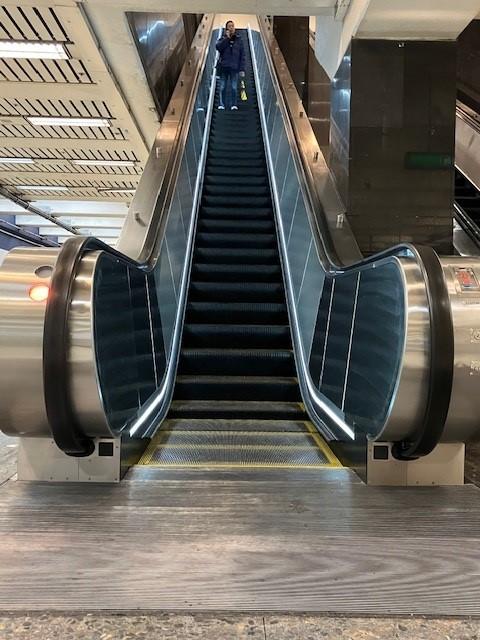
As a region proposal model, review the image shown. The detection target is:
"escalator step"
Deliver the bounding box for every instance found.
[186,301,288,324]
[192,263,281,281]
[196,232,276,249]
[169,400,306,421]
[174,375,301,402]
[194,247,278,264]
[199,206,273,220]
[159,418,311,433]
[189,282,284,302]
[204,166,265,177]
[178,348,295,376]
[198,219,274,233]
[182,324,291,348]
[202,195,271,208]
[203,175,267,187]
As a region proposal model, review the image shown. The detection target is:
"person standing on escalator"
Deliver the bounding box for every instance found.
[216,20,246,111]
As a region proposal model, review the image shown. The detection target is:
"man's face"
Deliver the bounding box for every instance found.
[226,21,235,36]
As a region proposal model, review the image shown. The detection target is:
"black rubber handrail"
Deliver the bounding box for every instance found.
[258,25,455,459]
[44,236,138,457]
[391,245,454,460]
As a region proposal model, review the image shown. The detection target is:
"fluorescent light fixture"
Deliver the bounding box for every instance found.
[0,157,34,164]
[27,117,111,128]
[71,159,136,168]
[98,187,136,194]
[17,185,69,192]
[0,40,68,60]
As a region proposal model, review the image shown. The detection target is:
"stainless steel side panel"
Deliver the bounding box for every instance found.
[68,252,113,439]
[441,257,480,442]
[456,105,480,192]
[375,257,430,443]
[0,248,60,437]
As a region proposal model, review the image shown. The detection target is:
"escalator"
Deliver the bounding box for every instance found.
[455,169,480,247]
[1,20,480,484]
[138,31,337,469]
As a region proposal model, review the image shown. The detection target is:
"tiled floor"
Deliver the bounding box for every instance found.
[0,613,480,639]
[0,432,17,486]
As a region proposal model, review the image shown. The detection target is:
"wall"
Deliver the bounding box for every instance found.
[330,39,456,254]
[457,19,480,112]
[127,13,202,120]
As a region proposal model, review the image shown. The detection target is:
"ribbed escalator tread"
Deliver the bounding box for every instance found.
[192,263,281,281]
[158,29,332,465]
[189,281,284,302]
[169,400,306,421]
[183,324,291,348]
[186,301,288,324]
[174,375,301,402]
[178,348,295,376]
[194,247,278,264]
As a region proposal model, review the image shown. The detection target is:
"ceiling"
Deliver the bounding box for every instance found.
[0,0,159,245]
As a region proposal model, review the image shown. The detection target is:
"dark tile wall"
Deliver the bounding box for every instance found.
[307,45,331,149]
[273,16,309,103]
[127,13,202,120]
[330,39,456,254]
[457,19,480,112]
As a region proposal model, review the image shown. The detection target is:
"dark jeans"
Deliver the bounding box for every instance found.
[219,70,238,108]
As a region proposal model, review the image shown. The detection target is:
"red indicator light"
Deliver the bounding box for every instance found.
[455,268,480,291]
[29,284,49,302]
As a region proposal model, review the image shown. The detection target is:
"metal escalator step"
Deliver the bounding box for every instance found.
[178,348,295,376]
[206,158,264,169]
[196,232,276,249]
[182,324,291,348]
[199,206,272,220]
[194,247,278,264]
[169,400,306,421]
[158,418,311,433]
[174,375,301,402]
[198,219,274,233]
[204,166,265,177]
[188,281,284,302]
[202,195,271,208]
[203,175,267,187]
[192,263,281,281]
[186,301,287,324]
[138,427,332,468]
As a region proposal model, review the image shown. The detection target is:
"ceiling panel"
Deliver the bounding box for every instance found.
[0,1,154,243]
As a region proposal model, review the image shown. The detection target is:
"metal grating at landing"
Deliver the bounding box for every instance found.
[138,419,340,469]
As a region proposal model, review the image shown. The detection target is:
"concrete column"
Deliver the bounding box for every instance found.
[329,39,456,254]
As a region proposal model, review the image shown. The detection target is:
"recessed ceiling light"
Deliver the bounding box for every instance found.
[0,157,35,164]
[17,185,69,192]
[98,187,136,194]
[0,40,68,60]
[27,117,111,128]
[71,159,136,168]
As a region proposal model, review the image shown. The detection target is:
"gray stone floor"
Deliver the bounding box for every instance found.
[0,614,480,639]
[1,439,480,636]
[0,433,17,486]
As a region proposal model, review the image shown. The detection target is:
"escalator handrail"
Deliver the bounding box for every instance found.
[252,23,455,459]
[44,28,220,456]
[114,15,214,267]
[44,236,126,456]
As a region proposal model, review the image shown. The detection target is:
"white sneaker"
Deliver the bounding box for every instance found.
[231,105,238,110]
[218,105,225,110]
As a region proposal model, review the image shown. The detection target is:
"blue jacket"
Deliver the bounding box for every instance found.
[216,34,245,73]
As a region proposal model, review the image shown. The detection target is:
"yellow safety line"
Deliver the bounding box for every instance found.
[303,421,343,467]
[137,461,340,469]
[144,443,326,450]
[156,430,313,437]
